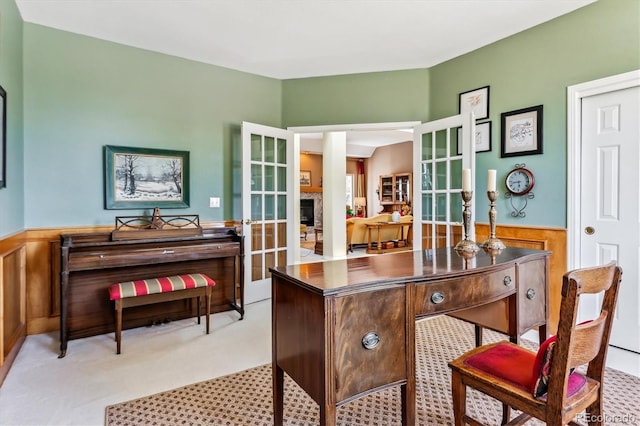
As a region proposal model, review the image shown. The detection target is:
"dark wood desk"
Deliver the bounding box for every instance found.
[270,247,549,425]
[59,227,244,357]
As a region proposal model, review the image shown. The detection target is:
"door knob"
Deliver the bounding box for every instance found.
[584,226,595,235]
[244,219,252,225]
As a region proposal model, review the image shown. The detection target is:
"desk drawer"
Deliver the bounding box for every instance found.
[334,286,407,402]
[415,266,516,317]
[517,258,547,332]
[68,243,240,271]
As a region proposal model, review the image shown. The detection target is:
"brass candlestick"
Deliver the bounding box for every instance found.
[482,190,506,252]
[454,190,480,256]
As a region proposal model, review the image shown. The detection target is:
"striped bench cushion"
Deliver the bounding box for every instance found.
[109,273,216,300]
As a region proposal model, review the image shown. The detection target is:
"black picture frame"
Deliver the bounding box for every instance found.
[457,121,492,155]
[0,85,6,189]
[458,85,490,120]
[104,145,190,209]
[500,105,543,158]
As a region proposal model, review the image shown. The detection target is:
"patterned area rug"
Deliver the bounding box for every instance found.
[105,315,639,425]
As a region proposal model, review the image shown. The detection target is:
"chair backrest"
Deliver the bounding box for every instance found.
[546,262,622,406]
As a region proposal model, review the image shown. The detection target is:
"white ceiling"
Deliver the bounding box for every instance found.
[15,0,596,156]
[16,0,596,80]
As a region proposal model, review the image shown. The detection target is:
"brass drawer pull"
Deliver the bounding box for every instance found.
[362,331,381,350]
[431,292,445,304]
[503,276,512,286]
[526,288,536,300]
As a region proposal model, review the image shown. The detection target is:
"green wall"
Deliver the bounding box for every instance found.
[0,0,24,238]
[282,0,639,228]
[283,68,430,126]
[428,0,640,227]
[6,0,640,232]
[23,23,281,227]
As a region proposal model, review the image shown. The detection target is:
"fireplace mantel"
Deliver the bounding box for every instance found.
[300,187,322,193]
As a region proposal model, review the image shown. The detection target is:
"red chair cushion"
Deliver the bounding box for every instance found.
[109,273,216,300]
[464,340,587,399]
[463,342,535,391]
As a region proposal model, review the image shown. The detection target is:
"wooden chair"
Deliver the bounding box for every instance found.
[448,262,622,426]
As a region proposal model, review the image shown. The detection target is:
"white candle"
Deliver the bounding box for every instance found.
[487,169,497,192]
[462,168,471,192]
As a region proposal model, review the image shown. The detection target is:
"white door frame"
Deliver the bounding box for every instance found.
[567,69,640,270]
[288,121,421,258]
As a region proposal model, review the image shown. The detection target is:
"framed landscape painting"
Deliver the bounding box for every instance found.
[104,145,190,209]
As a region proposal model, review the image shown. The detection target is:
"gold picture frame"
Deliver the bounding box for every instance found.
[300,170,312,186]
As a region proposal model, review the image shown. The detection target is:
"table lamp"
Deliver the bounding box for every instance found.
[354,197,367,217]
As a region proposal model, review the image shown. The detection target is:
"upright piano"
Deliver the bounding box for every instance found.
[59,226,243,357]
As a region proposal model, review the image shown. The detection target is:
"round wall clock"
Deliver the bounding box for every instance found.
[505,166,535,196]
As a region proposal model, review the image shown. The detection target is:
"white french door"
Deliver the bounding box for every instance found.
[412,113,475,250]
[241,122,295,304]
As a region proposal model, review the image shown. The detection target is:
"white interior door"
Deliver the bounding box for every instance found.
[413,113,475,249]
[242,122,295,304]
[580,86,640,353]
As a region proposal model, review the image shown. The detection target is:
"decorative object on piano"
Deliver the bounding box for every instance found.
[504,163,536,218]
[111,210,202,240]
[104,145,190,209]
[481,169,506,252]
[454,169,480,257]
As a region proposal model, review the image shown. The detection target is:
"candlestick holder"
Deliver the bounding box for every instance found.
[454,190,480,256]
[481,190,506,251]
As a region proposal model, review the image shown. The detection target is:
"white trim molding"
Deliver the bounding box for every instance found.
[566,69,640,270]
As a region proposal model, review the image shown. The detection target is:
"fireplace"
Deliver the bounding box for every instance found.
[300,199,314,226]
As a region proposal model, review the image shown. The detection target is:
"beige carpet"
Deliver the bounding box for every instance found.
[105,316,639,425]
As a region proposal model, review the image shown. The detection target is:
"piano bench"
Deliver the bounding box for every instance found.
[108,273,216,354]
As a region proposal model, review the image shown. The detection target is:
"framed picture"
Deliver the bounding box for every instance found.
[300,170,312,187]
[459,85,490,120]
[500,105,543,158]
[104,145,190,209]
[457,121,492,155]
[0,85,6,189]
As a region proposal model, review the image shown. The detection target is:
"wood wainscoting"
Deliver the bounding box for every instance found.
[0,231,27,386]
[475,223,567,334]
[17,222,566,335]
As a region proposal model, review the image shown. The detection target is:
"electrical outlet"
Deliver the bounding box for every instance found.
[209,197,220,208]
